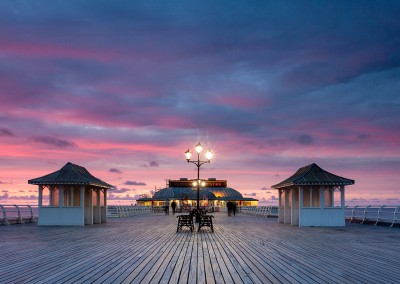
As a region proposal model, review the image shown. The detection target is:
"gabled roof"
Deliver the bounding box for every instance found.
[271,163,354,189]
[28,162,113,189]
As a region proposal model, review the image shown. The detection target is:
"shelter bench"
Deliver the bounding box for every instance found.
[198,215,214,232]
[176,214,194,232]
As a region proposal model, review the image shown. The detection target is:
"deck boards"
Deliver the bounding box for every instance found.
[1,213,400,283]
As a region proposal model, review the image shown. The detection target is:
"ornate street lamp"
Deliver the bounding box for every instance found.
[184,142,213,210]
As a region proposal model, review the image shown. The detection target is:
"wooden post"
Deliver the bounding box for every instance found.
[299,186,303,226]
[320,186,325,209]
[340,185,345,208]
[59,185,64,208]
[38,185,43,207]
[49,186,54,206]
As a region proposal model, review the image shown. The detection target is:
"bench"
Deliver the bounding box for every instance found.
[176,215,194,232]
[198,215,214,232]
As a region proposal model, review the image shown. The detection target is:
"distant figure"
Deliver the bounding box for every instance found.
[232,202,237,216]
[171,201,177,215]
[165,199,170,215]
[227,201,232,216]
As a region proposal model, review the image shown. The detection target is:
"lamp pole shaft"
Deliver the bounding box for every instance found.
[197,153,200,209]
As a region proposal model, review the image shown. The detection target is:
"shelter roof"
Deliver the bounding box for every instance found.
[28,162,113,189]
[271,163,354,189]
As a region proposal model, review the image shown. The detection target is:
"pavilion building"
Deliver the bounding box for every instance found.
[136,178,258,209]
[272,163,354,227]
[28,162,113,226]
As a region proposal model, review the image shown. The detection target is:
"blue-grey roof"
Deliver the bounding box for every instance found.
[150,186,246,201]
[272,163,355,189]
[28,162,113,189]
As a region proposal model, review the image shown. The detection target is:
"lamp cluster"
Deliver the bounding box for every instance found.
[185,143,213,162]
[184,142,214,210]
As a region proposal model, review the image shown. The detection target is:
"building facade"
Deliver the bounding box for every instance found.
[137,178,258,210]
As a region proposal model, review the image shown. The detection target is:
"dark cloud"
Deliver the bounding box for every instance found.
[107,193,140,201]
[112,187,132,194]
[109,168,122,174]
[260,187,270,191]
[34,136,75,148]
[296,134,313,146]
[149,161,159,167]
[0,128,14,136]
[125,181,146,186]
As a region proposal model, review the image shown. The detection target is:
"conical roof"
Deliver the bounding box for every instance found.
[28,162,113,189]
[271,163,354,189]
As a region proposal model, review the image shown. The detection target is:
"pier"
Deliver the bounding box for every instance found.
[1,212,400,283]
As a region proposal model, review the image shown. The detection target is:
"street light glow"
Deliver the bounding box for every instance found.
[195,143,203,154]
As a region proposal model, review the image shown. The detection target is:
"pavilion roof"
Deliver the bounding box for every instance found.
[271,163,354,189]
[28,162,113,189]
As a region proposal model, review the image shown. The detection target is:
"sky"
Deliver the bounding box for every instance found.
[0,1,399,206]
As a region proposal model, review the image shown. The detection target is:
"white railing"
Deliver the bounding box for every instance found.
[0,205,38,225]
[240,206,279,218]
[107,205,152,218]
[345,205,400,227]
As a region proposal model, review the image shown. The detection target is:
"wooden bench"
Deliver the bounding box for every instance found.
[198,215,214,232]
[176,215,194,232]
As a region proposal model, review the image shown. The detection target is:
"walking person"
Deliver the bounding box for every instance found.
[165,199,170,215]
[171,200,177,215]
[232,202,237,216]
[227,201,232,216]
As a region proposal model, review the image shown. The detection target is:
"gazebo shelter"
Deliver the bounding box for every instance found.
[28,162,113,226]
[272,163,354,227]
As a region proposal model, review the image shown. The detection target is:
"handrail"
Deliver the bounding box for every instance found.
[107,205,152,218]
[345,205,400,227]
[0,205,38,225]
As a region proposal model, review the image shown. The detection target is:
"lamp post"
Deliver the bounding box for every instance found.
[185,143,213,210]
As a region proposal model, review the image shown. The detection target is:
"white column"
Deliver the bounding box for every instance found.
[330,188,335,207]
[80,186,85,226]
[299,187,303,226]
[284,189,291,224]
[103,189,107,223]
[291,187,299,226]
[49,186,54,206]
[94,189,101,224]
[278,189,284,223]
[340,185,345,208]
[70,187,74,207]
[38,185,43,207]
[309,188,313,208]
[59,185,64,207]
[320,186,325,209]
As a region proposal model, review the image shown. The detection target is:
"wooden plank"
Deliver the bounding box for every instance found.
[1,213,400,284]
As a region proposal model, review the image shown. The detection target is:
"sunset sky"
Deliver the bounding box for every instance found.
[0,1,399,206]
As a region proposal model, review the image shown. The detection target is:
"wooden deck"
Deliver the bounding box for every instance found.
[1,212,400,284]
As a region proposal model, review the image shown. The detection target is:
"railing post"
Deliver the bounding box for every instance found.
[1,205,10,225]
[14,205,24,224]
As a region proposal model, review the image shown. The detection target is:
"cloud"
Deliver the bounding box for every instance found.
[125,181,146,186]
[107,193,140,201]
[112,187,133,194]
[260,187,270,191]
[296,134,314,146]
[34,136,75,148]
[0,128,14,136]
[109,168,122,174]
[244,192,257,197]
[0,193,37,200]
[149,161,159,167]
